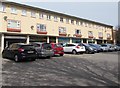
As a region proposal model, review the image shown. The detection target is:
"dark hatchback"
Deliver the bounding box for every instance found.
[2,43,37,62]
[81,43,95,54]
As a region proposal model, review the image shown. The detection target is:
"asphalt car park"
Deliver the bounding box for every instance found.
[2,51,119,86]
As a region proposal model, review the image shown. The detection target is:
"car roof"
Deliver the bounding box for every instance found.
[12,43,32,46]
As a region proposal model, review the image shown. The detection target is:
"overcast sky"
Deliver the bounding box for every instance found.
[7,0,118,28]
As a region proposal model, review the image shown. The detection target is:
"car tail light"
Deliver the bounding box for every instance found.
[76,46,80,48]
[18,48,24,52]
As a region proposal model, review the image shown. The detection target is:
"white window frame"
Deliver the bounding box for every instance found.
[21,9,27,16]
[60,17,64,22]
[47,14,51,20]
[71,19,74,24]
[66,19,69,24]
[7,20,21,29]
[0,3,6,12]
[31,11,36,18]
[54,16,58,22]
[39,13,44,19]
[76,21,79,25]
[37,24,46,32]
[59,27,66,34]
[98,32,103,37]
[88,31,93,37]
[107,33,111,38]
[75,29,81,35]
[11,7,17,14]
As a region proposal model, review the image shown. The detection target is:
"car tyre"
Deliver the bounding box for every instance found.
[31,58,36,61]
[86,50,89,54]
[72,50,77,54]
[60,54,64,56]
[14,55,19,62]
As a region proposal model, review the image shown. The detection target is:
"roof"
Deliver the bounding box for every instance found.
[1,0,113,27]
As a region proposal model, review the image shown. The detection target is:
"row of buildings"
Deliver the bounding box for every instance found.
[0,0,113,52]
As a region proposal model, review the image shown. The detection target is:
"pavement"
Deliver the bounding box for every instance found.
[1,51,119,86]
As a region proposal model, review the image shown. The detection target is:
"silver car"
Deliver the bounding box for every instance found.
[31,42,54,58]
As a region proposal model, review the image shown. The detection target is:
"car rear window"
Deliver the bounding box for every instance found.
[42,43,52,50]
[101,45,107,47]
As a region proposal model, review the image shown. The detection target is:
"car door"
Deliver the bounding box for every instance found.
[67,44,75,52]
[5,44,14,58]
[63,44,69,52]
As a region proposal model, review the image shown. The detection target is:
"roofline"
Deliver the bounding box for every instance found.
[1,0,113,28]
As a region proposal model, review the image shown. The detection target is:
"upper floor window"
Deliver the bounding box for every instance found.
[11,7,17,14]
[75,29,81,35]
[82,22,85,26]
[60,17,64,22]
[71,19,74,24]
[76,21,79,25]
[59,27,66,34]
[107,33,111,38]
[22,9,27,16]
[39,13,44,19]
[88,31,93,37]
[0,4,6,12]
[54,16,58,22]
[37,24,46,32]
[31,11,36,18]
[47,14,51,20]
[7,20,21,32]
[66,19,69,24]
[98,32,103,37]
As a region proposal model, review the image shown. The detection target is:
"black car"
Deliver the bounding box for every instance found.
[2,43,37,62]
[81,43,95,54]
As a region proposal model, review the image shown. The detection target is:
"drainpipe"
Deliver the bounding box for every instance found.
[1,34,4,53]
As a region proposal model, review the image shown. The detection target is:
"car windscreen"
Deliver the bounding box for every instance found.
[20,45,35,50]
[83,44,90,47]
[42,43,52,50]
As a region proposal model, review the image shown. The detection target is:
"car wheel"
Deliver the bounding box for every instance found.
[14,55,19,62]
[60,54,63,56]
[31,58,36,61]
[86,50,89,54]
[72,50,77,54]
[47,56,51,59]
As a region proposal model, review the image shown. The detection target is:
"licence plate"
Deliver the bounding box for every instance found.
[28,51,34,53]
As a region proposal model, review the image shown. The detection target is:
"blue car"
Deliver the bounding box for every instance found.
[89,43,102,52]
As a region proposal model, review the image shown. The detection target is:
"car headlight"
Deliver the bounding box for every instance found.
[89,47,93,50]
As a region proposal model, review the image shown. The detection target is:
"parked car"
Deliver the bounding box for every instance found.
[100,44,109,52]
[2,43,37,62]
[51,43,64,56]
[113,45,120,51]
[81,43,95,54]
[31,42,54,58]
[88,43,102,52]
[63,43,86,54]
[101,44,114,52]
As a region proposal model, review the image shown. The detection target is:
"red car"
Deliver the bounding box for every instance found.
[51,43,64,56]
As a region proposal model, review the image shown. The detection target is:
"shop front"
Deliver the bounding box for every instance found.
[58,37,70,43]
[72,38,81,43]
[4,35,27,48]
[30,36,47,43]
